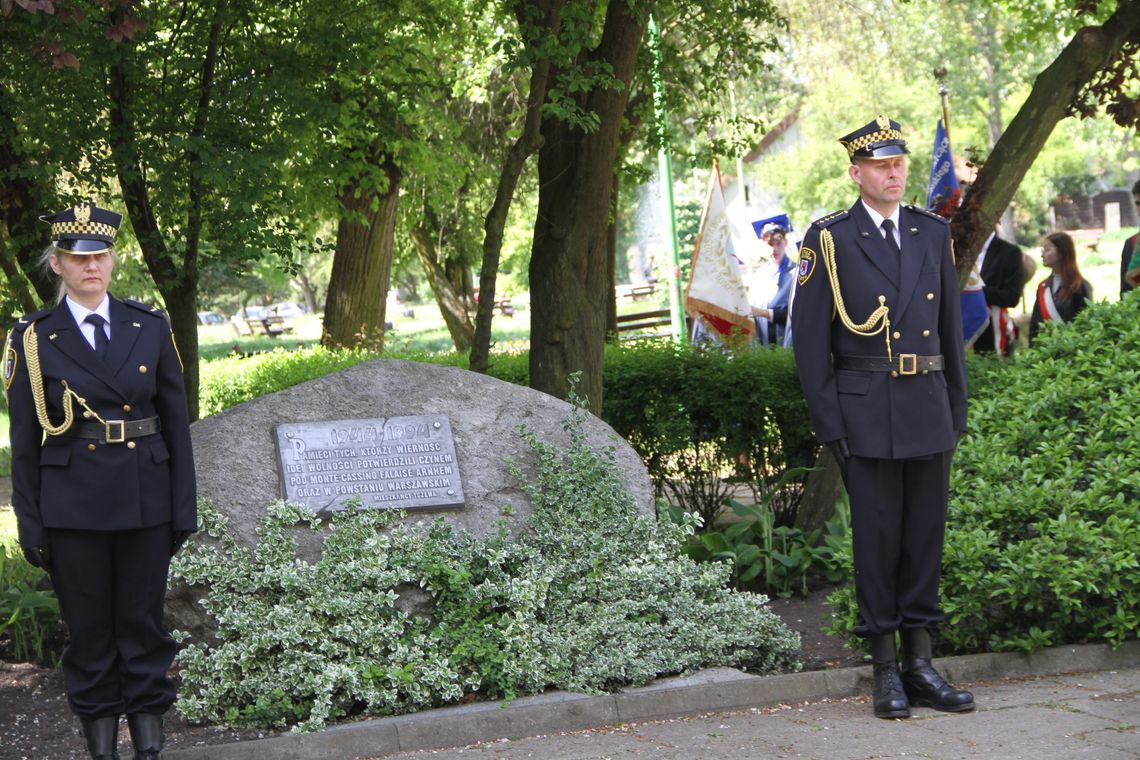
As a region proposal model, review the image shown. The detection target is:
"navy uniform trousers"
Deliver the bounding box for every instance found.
[5,296,196,719]
[791,201,968,637]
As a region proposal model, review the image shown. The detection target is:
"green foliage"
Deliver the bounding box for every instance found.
[828,295,1140,654]
[667,490,852,599]
[172,407,800,732]
[198,346,381,417]
[0,533,62,665]
[603,343,816,528]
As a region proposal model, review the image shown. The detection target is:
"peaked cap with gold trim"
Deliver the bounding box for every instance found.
[39,203,122,254]
[838,114,909,162]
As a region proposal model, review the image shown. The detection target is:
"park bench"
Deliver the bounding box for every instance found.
[493,298,515,316]
[616,283,657,302]
[615,308,673,340]
[231,315,290,337]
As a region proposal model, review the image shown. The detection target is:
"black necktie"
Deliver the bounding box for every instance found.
[85,314,110,360]
[881,219,901,258]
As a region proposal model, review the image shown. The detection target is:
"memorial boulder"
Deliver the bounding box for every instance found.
[170,359,654,637]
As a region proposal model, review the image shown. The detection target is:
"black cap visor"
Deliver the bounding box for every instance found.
[55,238,112,254]
[854,142,910,161]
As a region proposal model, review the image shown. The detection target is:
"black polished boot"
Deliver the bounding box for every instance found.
[900,628,975,712]
[126,713,164,760]
[870,632,910,719]
[80,716,120,760]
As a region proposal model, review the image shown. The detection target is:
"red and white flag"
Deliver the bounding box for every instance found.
[685,164,754,341]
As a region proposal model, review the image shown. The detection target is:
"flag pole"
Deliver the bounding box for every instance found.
[648,15,686,346]
[934,65,952,145]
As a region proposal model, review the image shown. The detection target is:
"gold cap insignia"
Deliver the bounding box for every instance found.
[74,205,91,223]
[876,114,891,130]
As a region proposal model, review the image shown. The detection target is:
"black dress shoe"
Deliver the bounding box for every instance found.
[873,661,912,718]
[127,713,164,760]
[902,659,976,712]
[869,632,910,719]
[80,715,120,760]
[900,628,975,713]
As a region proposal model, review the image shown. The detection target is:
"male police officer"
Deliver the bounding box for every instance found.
[790,116,973,719]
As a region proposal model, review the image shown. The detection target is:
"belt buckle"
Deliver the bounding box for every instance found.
[898,354,918,376]
[105,420,126,443]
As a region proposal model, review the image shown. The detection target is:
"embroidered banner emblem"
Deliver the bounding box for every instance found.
[798,248,817,286]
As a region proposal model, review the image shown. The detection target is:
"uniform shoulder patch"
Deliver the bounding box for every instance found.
[797,247,818,287]
[906,204,950,224]
[122,299,166,318]
[812,210,848,229]
[3,330,16,392]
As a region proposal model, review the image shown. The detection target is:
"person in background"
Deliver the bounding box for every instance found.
[748,222,796,347]
[1119,179,1140,296]
[1030,231,1092,344]
[971,229,1025,356]
[791,114,973,721]
[4,203,197,760]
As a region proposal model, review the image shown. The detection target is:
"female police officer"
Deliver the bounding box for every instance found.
[3,203,196,759]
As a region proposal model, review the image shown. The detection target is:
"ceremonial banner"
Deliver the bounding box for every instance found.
[685,164,754,340]
[926,119,960,215]
[926,119,986,347]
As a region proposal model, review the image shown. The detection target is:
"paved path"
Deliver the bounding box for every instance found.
[167,642,1140,760]
[366,668,1139,759]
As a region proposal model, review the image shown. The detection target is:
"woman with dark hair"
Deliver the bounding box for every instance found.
[1029,231,1092,344]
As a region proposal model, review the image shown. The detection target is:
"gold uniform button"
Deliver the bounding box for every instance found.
[893,331,901,339]
[922,370,929,375]
[127,441,136,449]
[83,411,92,418]
[139,365,148,374]
[123,404,132,413]
[891,370,899,377]
[922,329,930,337]
[926,292,934,300]
[87,443,97,451]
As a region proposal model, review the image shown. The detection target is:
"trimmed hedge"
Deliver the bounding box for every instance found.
[829,294,1140,654]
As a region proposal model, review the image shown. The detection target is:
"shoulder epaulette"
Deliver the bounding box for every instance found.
[906,204,950,224]
[812,210,848,229]
[123,299,166,318]
[11,308,53,331]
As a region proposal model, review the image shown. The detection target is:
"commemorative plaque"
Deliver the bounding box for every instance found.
[274,415,464,513]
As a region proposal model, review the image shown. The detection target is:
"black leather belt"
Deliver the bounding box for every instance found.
[63,416,161,443]
[834,354,944,375]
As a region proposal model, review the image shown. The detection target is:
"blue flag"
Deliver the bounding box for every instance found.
[926,119,960,217]
[927,120,985,345]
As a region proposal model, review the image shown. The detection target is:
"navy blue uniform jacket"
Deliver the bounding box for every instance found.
[790,202,968,459]
[5,297,197,550]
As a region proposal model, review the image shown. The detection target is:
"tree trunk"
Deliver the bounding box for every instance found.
[0,83,58,306]
[294,269,319,314]
[954,4,1140,281]
[795,446,845,536]
[410,223,475,352]
[528,0,651,411]
[606,170,619,339]
[469,0,563,374]
[106,5,210,420]
[322,157,401,350]
[0,237,40,313]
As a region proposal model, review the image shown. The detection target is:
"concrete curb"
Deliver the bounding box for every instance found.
[166,639,1140,759]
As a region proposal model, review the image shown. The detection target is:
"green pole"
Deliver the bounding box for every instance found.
[648,15,686,345]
